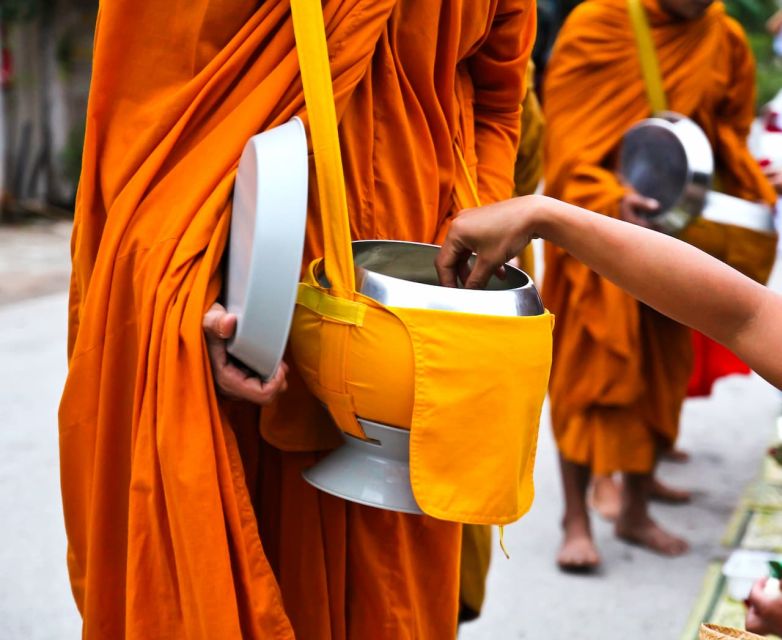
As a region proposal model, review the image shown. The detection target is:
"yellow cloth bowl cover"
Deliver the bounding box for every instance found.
[291,261,554,525]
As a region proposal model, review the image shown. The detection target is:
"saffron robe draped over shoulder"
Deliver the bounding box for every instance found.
[541,0,776,475]
[59,1,535,638]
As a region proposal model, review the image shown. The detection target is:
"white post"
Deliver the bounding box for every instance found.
[0,16,6,210]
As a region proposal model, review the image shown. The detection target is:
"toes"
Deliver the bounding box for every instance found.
[616,520,689,556]
[664,537,689,556]
[557,538,601,572]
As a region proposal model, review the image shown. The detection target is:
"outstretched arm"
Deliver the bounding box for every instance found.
[435,194,782,388]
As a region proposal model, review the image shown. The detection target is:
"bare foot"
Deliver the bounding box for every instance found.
[650,477,691,504]
[557,521,601,573]
[615,516,689,556]
[663,448,690,463]
[589,475,621,522]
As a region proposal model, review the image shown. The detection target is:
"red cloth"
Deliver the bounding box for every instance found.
[687,331,751,397]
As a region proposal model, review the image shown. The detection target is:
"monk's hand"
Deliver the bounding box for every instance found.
[746,578,782,636]
[435,196,539,290]
[203,303,288,405]
[619,192,659,228]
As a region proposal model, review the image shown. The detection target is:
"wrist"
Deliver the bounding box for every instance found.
[525,194,558,243]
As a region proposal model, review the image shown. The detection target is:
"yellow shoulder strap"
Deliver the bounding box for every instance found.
[454,145,482,208]
[627,0,668,114]
[290,0,355,298]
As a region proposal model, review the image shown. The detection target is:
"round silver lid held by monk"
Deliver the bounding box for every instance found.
[619,112,774,235]
[619,113,713,235]
[304,238,544,515]
[225,117,308,380]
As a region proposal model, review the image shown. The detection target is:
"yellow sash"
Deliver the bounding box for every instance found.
[627,0,667,114]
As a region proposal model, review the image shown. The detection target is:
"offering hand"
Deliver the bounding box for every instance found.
[203,302,288,404]
[436,197,539,289]
[745,577,782,636]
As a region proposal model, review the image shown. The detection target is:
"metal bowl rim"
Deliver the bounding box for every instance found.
[350,239,535,293]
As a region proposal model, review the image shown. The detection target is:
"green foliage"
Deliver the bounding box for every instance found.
[724,0,778,30]
[60,122,85,191]
[55,29,75,76]
[724,0,782,108]
[747,32,782,108]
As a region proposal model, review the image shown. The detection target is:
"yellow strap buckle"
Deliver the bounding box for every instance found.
[296,284,367,326]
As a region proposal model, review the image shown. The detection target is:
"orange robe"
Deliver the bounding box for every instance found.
[59,1,535,638]
[514,61,546,277]
[541,0,777,475]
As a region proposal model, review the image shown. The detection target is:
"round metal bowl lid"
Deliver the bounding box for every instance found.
[225,117,308,379]
[619,117,690,213]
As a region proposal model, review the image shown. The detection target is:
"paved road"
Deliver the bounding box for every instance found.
[1,293,80,640]
[1,235,780,639]
[461,262,782,639]
[0,221,71,305]
[460,380,780,639]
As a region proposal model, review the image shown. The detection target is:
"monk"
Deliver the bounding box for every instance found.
[59,1,536,638]
[540,0,777,570]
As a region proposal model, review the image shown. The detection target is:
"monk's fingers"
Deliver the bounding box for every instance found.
[620,193,659,228]
[206,342,230,391]
[204,303,256,401]
[215,361,287,405]
[633,213,654,229]
[624,192,659,212]
[621,205,653,229]
[203,303,237,341]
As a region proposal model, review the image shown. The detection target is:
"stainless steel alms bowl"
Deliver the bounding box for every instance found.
[305,239,544,515]
[619,113,713,235]
[318,239,544,317]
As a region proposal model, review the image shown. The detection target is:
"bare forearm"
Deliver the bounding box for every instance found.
[437,194,781,387]
[532,196,779,380]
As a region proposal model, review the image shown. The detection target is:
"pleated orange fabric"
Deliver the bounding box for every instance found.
[513,62,545,276]
[541,0,776,475]
[59,1,535,638]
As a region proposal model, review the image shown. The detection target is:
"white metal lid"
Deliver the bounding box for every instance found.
[225,117,308,379]
[703,191,775,234]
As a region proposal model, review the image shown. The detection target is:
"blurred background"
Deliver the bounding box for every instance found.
[0,1,781,639]
[1,0,94,221]
[0,0,779,220]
